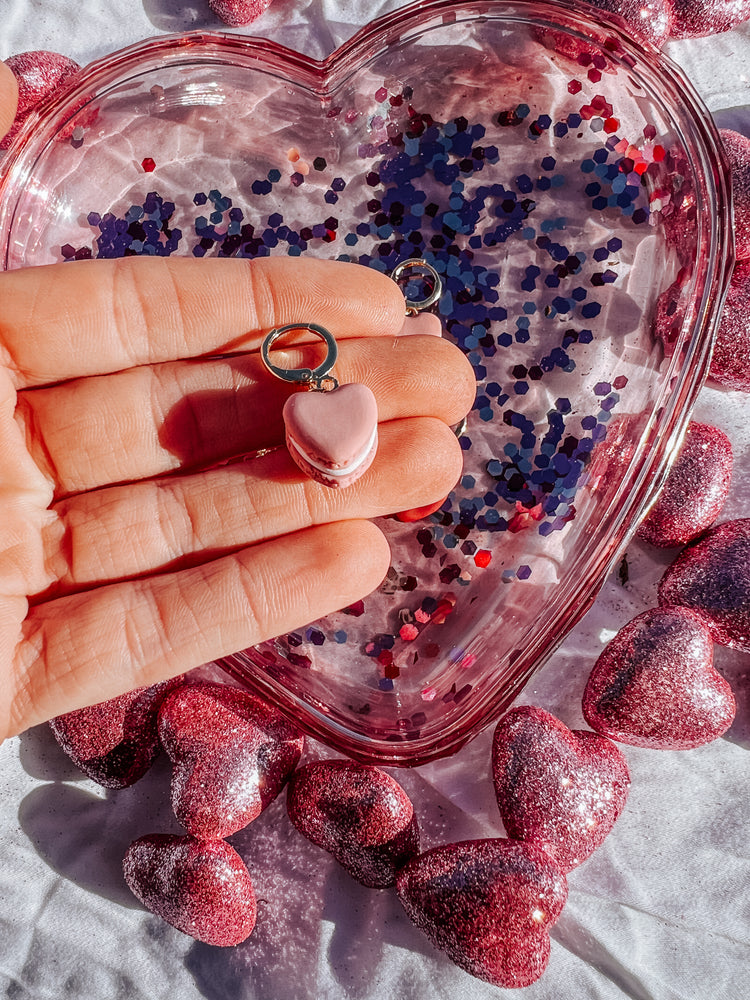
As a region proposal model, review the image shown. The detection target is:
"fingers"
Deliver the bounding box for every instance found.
[0,60,19,140]
[0,256,405,388]
[18,334,476,497]
[10,519,390,738]
[40,416,461,597]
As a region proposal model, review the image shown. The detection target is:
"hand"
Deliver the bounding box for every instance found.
[0,60,475,740]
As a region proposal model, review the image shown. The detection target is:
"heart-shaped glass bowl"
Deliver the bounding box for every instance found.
[0,0,732,764]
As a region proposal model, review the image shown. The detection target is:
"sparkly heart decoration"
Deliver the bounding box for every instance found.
[123,834,256,946]
[492,705,630,871]
[49,677,183,788]
[158,681,304,839]
[286,759,419,887]
[659,518,750,650]
[396,838,567,988]
[0,0,732,763]
[583,607,736,748]
[282,382,378,488]
[637,421,733,547]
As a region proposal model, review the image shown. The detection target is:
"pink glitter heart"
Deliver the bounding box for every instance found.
[123,834,256,946]
[396,838,567,988]
[583,606,736,748]
[158,681,304,839]
[637,421,733,547]
[658,518,750,650]
[492,705,630,871]
[286,759,419,887]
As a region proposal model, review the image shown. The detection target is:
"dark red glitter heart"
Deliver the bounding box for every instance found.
[658,518,750,650]
[49,678,183,788]
[709,261,750,391]
[637,421,733,547]
[669,0,750,36]
[396,838,567,988]
[1,50,81,151]
[583,606,736,748]
[492,705,630,871]
[158,681,304,839]
[286,760,419,887]
[123,834,256,947]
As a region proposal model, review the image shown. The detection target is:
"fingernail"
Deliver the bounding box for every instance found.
[397,313,443,337]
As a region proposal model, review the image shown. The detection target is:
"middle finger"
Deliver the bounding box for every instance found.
[17,334,474,498]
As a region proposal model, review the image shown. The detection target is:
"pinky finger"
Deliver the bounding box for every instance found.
[9,519,390,738]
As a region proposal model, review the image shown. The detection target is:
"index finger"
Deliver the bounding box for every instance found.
[0,256,406,388]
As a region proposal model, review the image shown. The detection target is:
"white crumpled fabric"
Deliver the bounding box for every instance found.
[1,2,749,998]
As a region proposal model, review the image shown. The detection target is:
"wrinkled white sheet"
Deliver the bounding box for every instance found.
[1,3,750,998]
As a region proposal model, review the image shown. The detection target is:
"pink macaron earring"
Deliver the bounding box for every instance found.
[391,258,443,337]
[261,322,379,489]
[261,260,443,490]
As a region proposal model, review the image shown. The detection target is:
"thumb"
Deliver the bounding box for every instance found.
[0,60,19,140]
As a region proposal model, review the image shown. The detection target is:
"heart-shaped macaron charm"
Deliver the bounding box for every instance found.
[282,383,378,489]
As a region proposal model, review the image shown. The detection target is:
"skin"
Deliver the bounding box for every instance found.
[0,62,475,740]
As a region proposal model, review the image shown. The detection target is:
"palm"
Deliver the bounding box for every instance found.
[0,254,474,740]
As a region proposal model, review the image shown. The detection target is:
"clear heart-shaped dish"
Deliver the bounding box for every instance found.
[0,0,732,764]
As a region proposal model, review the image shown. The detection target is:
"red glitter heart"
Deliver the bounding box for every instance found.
[49,677,183,788]
[396,838,567,988]
[1,50,81,151]
[658,518,750,650]
[123,834,256,947]
[208,0,273,27]
[492,705,630,871]
[709,261,750,391]
[583,607,736,748]
[158,681,304,839]
[720,129,750,261]
[286,760,419,887]
[669,0,750,36]
[637,421,733,547]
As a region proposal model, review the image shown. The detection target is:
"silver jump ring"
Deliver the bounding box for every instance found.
[261,322,339,391]
[390,259,442,314]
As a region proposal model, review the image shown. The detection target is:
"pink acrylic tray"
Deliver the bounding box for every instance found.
[0,0,733,763]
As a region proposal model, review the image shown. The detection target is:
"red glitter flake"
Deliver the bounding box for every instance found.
[378,649,394,667]
[653,144,666,161]
[141,157,156,172]
[603,117,620,134]
[567,79,582,95]
[400,623,419,641]
[587,69,602,83]
[474,549,492,568]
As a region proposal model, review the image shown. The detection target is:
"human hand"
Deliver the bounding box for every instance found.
[0,61,475,741]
